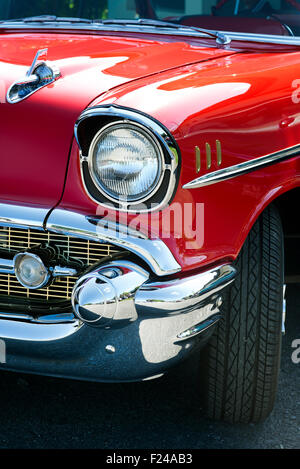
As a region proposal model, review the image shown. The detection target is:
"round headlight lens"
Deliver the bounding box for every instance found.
[89,123,163,202]
[13,253,50,289]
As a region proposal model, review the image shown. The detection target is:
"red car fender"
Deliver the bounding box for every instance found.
[60,49,300,273]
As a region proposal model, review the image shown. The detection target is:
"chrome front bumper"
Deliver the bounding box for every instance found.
[0,203,236,382]
[0,263,236,382]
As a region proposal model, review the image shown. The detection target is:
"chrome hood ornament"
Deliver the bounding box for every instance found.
[6,48,61,104]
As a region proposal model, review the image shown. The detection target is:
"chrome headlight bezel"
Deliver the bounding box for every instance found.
[75,105,180,213]
[87,120,165,205]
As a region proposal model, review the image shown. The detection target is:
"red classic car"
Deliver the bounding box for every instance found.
[0,0,299,424]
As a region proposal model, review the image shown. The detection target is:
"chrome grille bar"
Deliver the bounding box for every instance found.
[0,259,14,274]
[0,226,124,301]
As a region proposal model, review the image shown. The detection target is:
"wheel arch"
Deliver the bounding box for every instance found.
[239,183,300,280]
[273,186,300,280]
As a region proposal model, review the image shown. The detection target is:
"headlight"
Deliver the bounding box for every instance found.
[88,122,164,203]
[75,106,180,212]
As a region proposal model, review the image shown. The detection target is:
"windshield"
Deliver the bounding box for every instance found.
[1,0,300,37]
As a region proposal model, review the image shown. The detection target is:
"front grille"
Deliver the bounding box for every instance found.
[0,226,124,302]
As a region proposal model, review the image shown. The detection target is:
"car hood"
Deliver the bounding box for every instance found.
[0,31,236,208]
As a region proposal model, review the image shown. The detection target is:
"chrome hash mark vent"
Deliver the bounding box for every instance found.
[0,227,123,301]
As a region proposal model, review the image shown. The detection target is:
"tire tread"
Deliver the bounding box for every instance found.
[204,205,283,423]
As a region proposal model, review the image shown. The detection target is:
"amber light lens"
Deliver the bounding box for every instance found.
[89,123,163,203]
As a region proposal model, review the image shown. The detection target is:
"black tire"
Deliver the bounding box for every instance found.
[202,204,284,423]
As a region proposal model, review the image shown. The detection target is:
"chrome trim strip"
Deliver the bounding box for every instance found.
[177,314,221,340]
[0,317,80,341]
[135,263,236,316]
[0,311,76,324]
[0,258,14,274]
[0,203,181,276]
[52,266,78,277]
[0,203,48,229]
[183,144,300,189]
[75,105,179,213]
[223,30,300,46]
[1,22,300,46]
[46,208,181,276]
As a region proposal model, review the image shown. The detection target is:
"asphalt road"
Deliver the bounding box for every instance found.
[0,285,299,450]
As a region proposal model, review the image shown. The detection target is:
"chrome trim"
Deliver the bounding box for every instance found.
[0,317,80,342]
[1,22,300,46]
[52,266,78,277]
[216,33,231,45]
[0,258,14,274]
[0,203,181,277]
[6,48,61,104]
[46,208,181,276]
[177,313,221,340]
[75,105,179,213]
[135,264,236,316]
[0,311,75,324]
[72,261,149,327]
[0,203,48,229]
[26,48,48,78]
[223,30,300,46]
[183,144,300,189]
[72,260,236,335]
[0,263,236,382]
